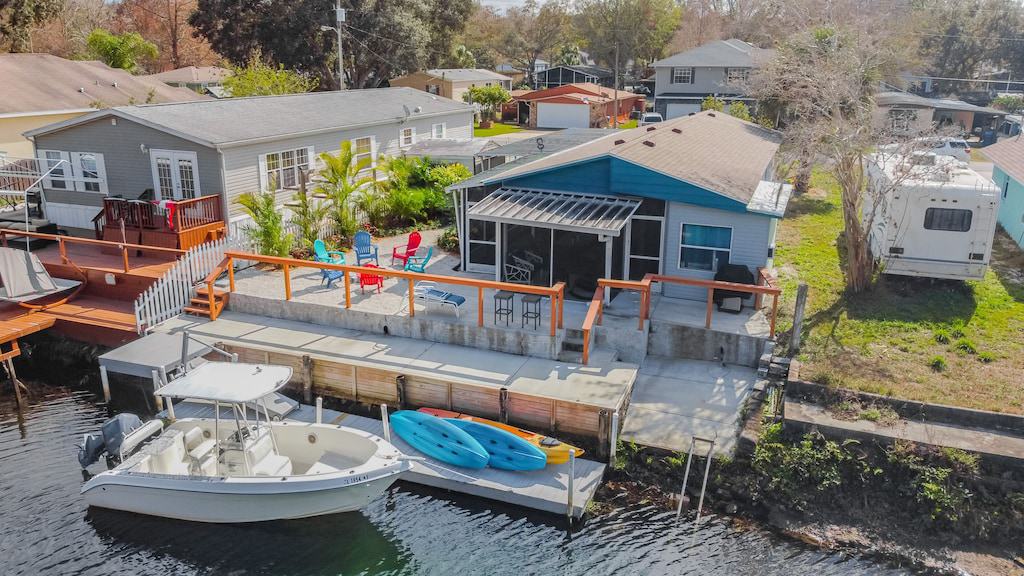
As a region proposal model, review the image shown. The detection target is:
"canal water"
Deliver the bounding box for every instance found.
[0,386,915,576]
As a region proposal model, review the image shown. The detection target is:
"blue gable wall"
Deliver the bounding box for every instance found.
[993,166,1024,249]
[498,155,748,213]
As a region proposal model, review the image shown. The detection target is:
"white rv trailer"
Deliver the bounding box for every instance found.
[865,152,1000,281]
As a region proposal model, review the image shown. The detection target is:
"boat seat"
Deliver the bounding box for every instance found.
[306,451,361,475]
[143,429,190,475]
[251,452,292,477]
[189,439,216,462]
[183,427,205,451]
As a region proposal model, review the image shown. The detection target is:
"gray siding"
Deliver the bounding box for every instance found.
[653,66,739,97]
[662,202,774,300]
[33,116,221,204]
[221,110,473,219]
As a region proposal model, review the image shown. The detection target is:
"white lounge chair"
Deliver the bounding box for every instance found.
[413,281,466,318]
[0,247,80,304]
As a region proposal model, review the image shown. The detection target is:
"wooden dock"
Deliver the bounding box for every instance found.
[166,399,603,519]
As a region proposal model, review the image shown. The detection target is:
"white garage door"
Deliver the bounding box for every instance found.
[536,103,590,129]
[665,102,701,119]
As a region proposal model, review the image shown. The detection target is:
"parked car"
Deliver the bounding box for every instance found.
[639,112,663,126]
[916,137,971,161]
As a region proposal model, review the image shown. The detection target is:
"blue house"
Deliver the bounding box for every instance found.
[983,136,1024,249]
[449,111,791,301]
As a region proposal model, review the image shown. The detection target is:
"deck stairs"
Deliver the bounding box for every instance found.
[557,327,618,364]
[184,285,228,319]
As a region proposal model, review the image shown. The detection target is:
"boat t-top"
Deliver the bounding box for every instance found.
[79,362,410,523]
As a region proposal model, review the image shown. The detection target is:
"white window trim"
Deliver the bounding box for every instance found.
[679,222,733,271]
[726,67,749,83]
[37,149,108,194]
[350,136,376,172]
[672,67,693,84]
[149,149,201,201]
[432,122,446,139]
[400,127,415,148]
[258,145,315,193]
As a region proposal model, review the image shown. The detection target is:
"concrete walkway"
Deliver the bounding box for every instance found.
[619,357,761,456]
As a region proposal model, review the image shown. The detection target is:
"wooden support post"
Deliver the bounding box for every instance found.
[1,232,6,247]
[549,295,557,337]
[283,264,291,300]
[597,409,609,460]
[557,288,564,329]
[8,359,23,407]
[343,271,351,309]
[121,245,130,273]
[637,288,646,331]
[789,283,808,354]
[705,287,714,329]
[582,329,590,365]
[58,237,67,263]
[301,354,314,403]
[228,257,236,292]
[499,387,509,424]
[151,369,163,412]
[395,374,406,410]
[477,286,484,327]
[408,278,415,318]
[99,365,111,403]
[770,293,779,338]
[566,449,576,525]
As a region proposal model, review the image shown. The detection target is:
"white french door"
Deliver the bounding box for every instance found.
[150,150,200,200]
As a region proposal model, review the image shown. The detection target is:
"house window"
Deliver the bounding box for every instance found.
[352,136,374,168]
[400,127,415,147]
[432,123,446,139]
[261,147,310,191]
[726,68,750,83]
[672,67,693,84]
[924,207,972,232]
[427,84,440,95]
[680,223,732,271]
[38,150,107,193]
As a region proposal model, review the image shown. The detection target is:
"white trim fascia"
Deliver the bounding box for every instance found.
[23,109,218,148]
[0,108,93,120]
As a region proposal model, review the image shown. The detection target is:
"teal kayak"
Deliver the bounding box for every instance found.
[390,410,489,469]
[445,418,547,471]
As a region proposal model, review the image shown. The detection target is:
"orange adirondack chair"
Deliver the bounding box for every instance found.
[391,230,421,267]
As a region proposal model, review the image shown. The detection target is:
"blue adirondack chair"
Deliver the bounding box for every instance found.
[353,230,379,266]
[404,246,433,273]
[313,239,346,287]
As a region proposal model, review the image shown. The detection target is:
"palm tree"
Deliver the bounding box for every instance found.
[317,141,375,240]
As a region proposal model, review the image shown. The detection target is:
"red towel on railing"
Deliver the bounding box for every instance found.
[153,200,177,229]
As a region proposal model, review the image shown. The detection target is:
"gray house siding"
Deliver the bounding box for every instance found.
[662,201,774,300]
[653,66,738,97]
[221,110,473,219]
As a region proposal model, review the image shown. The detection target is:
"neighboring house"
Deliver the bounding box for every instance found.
[404,138,498,173]
[535,65,614,89]
[389,69,512,103]
[449,111,790,301]
[874,91,1006,135]
[650,39,774,119]
[0,53,206,158]
[23,88,474,237]
[982,135,1024,250]
[513,83,645,129]
[496,60,549,86]
[142,66,231,93]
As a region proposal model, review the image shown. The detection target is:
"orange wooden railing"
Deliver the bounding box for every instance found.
[174,195,223,231]
[580,278,652,364]
[205,251,568,335]
[642,273,782,337]
[0,230,186,273]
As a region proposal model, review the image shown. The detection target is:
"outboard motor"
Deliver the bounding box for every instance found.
[77,413,160,468]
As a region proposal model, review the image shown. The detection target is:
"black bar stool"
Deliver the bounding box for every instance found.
[521,294,541,329]
[494,290,514,326]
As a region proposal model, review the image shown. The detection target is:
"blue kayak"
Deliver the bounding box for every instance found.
[445,418,547,471]
[390,410,489,469]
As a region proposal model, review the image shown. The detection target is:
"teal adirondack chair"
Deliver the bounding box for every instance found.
[403,246,433,273]
[313,239,346,287]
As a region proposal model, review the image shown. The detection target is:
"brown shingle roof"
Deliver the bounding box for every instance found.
[143,66,231,84]
[0,54,207,116]
[488,111,782,204]
[982,135,1024,184]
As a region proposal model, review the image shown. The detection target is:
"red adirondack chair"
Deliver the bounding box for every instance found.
[359,264,384,294]
[391,230,422,267]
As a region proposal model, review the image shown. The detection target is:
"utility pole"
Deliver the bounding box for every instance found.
[322,1,346,90]
[613,42,620,129]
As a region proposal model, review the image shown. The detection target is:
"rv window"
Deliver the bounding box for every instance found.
[923,207,972,232]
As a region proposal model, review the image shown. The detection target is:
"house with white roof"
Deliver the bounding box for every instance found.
[389,69,513,103]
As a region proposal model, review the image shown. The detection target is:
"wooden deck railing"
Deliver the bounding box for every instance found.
[580,278,651,364]
[0,230,185,273]
[173,195,223,231]
[642,273,782,337]
[205,251,567,336]
[96,194,223,235]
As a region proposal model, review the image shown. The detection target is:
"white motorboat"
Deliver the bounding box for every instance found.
[80,362,410,523]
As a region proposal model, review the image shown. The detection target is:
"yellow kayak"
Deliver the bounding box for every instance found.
[418,408,584,465]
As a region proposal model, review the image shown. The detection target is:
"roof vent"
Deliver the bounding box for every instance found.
[614,139,625,145]
[646,126,656,132]
[707,112,716,117]
[643,140,655,147]
[78,87,85,93]
[672,128,682,134]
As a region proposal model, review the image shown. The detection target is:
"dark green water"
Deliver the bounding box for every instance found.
[0,387,915,576]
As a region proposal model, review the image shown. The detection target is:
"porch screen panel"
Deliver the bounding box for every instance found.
[680,224,732,271]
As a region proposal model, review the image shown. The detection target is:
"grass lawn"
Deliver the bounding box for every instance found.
[774,171,1024,413]
[474,122,523,137]
[969,148,987,162]
[617,119,638,129]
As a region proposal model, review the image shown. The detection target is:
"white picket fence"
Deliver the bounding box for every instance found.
[133,236,249,333]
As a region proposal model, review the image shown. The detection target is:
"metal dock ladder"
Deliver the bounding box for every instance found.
[674,435,717,527]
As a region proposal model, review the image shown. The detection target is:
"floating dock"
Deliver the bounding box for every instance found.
[165,399,604,519]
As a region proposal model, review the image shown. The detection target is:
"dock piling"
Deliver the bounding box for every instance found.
[567,448,576,524]
[610,410,619,462]
[315,396,323,424]
[151,369,163,412]
[99,365,111,403]
[380,403,391,442]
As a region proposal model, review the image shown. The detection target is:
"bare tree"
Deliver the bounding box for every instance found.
[501,0,570,88]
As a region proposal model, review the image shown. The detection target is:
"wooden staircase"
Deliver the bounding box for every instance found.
[184,285,228,319]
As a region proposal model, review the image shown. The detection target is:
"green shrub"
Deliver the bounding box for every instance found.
[940,447,980,475]
[287,180,329,249]
[810,369,846,388]
[977,351,995,363]
[933,329,951,344]
[237,191,293,257]
[437,226,459,253]
[929,355,947,371]
[954,338,977,354]
[949,320,966,339]
[886,441,971,524]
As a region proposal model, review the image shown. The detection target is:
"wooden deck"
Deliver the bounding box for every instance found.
[32,242,176,280]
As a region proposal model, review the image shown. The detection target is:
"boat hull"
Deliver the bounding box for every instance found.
[82,471,401,523]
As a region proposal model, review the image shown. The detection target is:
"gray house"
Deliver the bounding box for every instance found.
[449,111,791,302]
[651,39,773,119]
[24,88,474,237]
